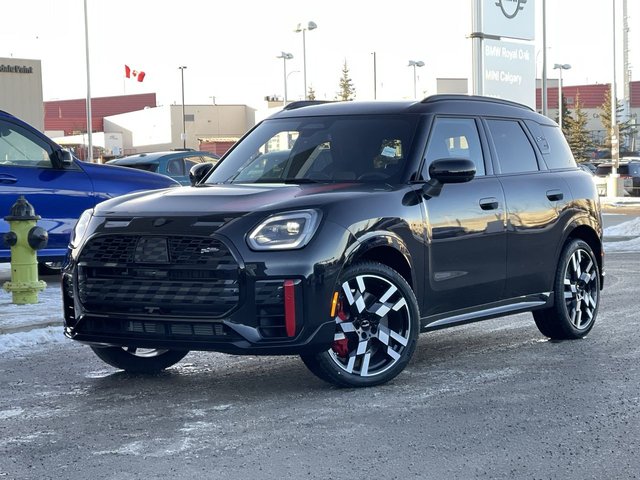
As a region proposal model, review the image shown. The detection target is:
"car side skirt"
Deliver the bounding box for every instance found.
[421,292,553,332]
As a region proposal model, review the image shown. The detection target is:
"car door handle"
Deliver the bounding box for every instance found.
[479,197,499,210]
[546,190,564,201]
[0,174,18,184]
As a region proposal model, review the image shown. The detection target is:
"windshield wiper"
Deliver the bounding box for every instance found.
[282,178,322,184]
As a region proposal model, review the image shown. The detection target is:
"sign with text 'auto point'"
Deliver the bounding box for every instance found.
[472,0,536,109]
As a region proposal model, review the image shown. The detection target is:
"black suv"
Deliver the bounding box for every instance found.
[63,96,604,387]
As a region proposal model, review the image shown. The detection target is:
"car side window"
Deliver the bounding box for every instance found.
[166,158,185,175]
[486,119,539,174]
[0,120,53,168]
[423,117,485,177]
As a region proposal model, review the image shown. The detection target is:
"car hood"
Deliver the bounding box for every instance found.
[93,182,382,216]
[79,161,180,191]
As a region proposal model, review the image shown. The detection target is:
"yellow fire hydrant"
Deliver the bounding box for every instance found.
[2,196,47,304]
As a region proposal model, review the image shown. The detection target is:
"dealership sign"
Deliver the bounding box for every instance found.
[482,39,535,108]
[472,0,535,108]
[482,0,534,40]
[0,64,34,74]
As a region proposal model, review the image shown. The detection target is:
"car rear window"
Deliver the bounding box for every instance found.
[596,164,628,175]
[126,163,158,173]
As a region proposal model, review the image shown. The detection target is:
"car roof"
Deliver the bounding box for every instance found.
[110,151,218,163]
[267,95,553,125]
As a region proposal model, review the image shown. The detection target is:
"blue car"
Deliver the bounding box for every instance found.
[0,110,180,270]
[107,151,220,185]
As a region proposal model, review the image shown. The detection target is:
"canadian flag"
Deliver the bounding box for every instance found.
[125,65,146,82]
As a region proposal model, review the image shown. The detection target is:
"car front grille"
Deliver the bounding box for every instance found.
[77,235,240,318]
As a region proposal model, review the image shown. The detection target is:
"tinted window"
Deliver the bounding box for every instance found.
[423,117,485,177]
[487,119,538,174]
[596,164,629,176]
[0,120,53,167]
[166,158,185,175]
[539,124,575,169]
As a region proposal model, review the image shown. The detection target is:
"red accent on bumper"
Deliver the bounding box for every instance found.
[284,280,296,337]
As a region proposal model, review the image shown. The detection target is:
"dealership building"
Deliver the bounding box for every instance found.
[0,57,44,131]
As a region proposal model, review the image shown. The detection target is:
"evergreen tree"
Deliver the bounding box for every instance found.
[563,95,593,162]
[307,86,316,101]
[598,86,635,152]
[336,60,356,101]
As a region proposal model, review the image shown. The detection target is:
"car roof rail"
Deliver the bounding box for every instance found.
[420,94,534,112]
[282,100,334,111]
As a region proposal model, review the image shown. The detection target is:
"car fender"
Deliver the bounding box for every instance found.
[342,229,416,289]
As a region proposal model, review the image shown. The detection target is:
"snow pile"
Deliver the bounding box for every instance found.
[0,326,66,355]
[604,236,640,252]
[604,217,640,237]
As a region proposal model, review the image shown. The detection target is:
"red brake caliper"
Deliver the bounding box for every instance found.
[332,299,350,358]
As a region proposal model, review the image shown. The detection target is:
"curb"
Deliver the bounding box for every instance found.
[0,321,61,336]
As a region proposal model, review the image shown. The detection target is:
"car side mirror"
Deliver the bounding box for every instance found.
[422,158,476,198]
[189,162,214,186]
[51,149,74,169]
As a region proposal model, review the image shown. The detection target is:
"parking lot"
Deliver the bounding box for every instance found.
[0,247,638,479]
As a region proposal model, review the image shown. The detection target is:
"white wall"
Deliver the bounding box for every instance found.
[0,58,44,130]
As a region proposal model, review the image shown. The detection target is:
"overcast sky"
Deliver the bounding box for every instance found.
[1,0,638,108]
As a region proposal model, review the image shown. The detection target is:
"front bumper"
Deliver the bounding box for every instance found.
[63,226,349,355]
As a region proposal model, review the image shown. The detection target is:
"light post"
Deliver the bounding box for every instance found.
[277,52,294,105]
[295,21,317,100]
[553,63,571,130]
[408,60,425,99]
[372,52,377,100]
[178,66,187,149]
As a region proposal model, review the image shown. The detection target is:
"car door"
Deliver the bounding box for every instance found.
[0,117,95,259]
[484,118,571,298]
[420,116,507,316]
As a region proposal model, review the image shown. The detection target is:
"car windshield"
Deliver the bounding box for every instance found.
[205,115,419,184]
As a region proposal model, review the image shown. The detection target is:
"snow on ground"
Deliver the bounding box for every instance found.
[2,216,640,352]
[1,262,64,352]
[604,217,640,237]
[0,326,66,355]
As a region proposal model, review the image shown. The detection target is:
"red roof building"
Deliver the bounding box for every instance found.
[44,93,157,135]
[537,80,640,110]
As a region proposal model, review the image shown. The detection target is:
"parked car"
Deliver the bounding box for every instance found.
[63,96,604,388]
[0,110,180,272]
[577,161,596,174]
[595,159,640,196]
[107,151,220,185]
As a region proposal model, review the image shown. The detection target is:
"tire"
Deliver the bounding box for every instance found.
[90,346,189,373]
[300,261,419,388]
[533,239,600,340]
[38,261,63,276]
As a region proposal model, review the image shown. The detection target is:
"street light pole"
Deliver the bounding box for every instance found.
[295,21,317,100]
[83,0,93,162]
[553,63,571,130]
[372,52,377,100]
[277,52,294,105]
[178,66,187,149]
[408,60,425,99]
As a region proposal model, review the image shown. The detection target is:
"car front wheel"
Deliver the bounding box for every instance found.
[533,239,600,339]
[90,346,189,373]
[301,261,419,387]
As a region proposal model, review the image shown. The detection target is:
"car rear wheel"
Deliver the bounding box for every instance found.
[301,261,419,387]
[90,346,189,373]
[533,239,600,339]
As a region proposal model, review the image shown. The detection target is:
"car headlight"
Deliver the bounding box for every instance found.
[69,209,93,248]
[247,210,321,250]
